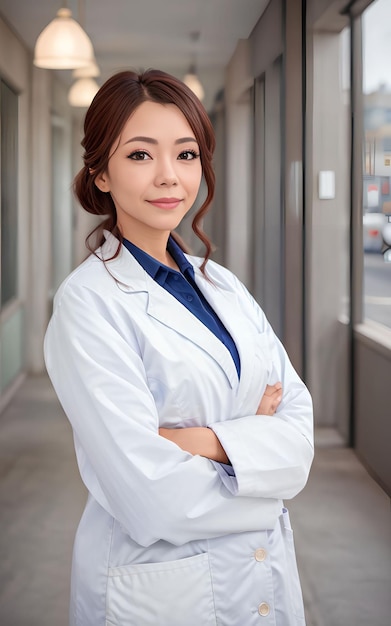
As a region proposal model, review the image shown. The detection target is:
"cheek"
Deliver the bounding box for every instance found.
[187,166,203,193]
[112,169,145,194]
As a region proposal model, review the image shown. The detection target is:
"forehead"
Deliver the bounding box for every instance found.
[121,101,196,140]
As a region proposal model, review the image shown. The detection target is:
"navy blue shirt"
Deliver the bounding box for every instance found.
[122,236,241,378]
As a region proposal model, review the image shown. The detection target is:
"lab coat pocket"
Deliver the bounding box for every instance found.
[106,552,217,626]
[281,508,306,624]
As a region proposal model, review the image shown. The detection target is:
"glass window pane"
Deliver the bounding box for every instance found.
[362,0,391,329]
[1,79,18,307]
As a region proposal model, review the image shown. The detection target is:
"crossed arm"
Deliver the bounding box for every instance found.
[159,382,283,463]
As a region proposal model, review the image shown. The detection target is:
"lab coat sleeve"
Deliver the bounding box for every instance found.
[209,276,314,500]
[44,280,280,548]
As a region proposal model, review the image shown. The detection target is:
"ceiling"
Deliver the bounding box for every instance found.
[0,0,269,110]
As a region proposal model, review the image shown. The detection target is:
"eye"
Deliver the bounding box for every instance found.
[128,150,151,161]
[178,149,200,161]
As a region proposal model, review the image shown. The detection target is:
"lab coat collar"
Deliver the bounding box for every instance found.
[98,231,240,389]
[97,230,149,292]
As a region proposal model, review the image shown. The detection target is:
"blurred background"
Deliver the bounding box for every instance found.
[0,0,390,624]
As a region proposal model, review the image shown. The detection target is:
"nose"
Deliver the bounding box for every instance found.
[154,158,178,187]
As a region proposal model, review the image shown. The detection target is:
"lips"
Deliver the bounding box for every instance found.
[147,197,183,209]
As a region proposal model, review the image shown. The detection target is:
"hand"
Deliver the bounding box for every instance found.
[256,382,282,416]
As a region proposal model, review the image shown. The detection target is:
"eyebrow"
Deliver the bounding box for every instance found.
[123,136,198,146]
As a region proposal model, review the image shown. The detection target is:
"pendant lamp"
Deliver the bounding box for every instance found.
[34,7,94,70]
[68,77,99,107]
[72,59,100,78]
[68,57,100,107]
[183,31,205,101]
[183,64,205,101]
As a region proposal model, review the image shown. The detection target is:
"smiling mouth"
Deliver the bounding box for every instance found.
[147,198,183,209]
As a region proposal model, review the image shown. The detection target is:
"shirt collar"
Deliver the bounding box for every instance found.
[167,236,195,277]
[122,235,194,281]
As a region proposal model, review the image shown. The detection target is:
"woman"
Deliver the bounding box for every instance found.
[44,69,314,626]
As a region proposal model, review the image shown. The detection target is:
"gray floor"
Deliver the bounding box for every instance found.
[0,375,390,626]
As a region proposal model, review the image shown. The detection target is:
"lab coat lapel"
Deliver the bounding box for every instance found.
[191,263,259,408]
[146,280,239,389]
[101,233,239,389]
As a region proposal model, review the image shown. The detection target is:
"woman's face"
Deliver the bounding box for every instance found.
[95,100,202,246]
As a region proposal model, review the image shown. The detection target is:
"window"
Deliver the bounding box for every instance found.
[362,0,391,329]
[0,79,18,308]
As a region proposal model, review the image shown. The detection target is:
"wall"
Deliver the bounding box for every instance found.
[28,66,52,374]
[0,16,72,393]
[283,0,305,374]
[223,0,305,371]
[250,0,285,340]
[224,40,253,285]
[354,326,391,495]
[249,0,306,364]
[50,77,74,295]
[306,0,391,501]
[305,17,351,434]
[0,16,30,408]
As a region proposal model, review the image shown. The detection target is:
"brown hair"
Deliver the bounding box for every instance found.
[74,68,216,273]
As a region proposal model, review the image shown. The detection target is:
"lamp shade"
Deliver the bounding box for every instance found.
[183,71,205,101]
[68,77,99,107]
[34,7,94,70]
[73,59,100,78]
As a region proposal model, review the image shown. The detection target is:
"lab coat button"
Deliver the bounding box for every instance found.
[255,548,267,561]
[186,295,193,301]
[258,602,270,616]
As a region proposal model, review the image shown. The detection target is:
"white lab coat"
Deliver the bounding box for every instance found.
[44,231,314,626]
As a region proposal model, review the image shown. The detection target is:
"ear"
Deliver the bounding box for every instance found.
[94,172,110,193]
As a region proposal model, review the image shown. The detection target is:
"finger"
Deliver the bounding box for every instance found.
[263,385,274,397]
[264,384,281,397]
[264,382,283,397]
[268,390,283,402]
[269,396,282,415]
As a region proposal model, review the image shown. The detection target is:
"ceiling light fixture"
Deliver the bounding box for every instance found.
[183,31,205,101]
[73,59,100,79]
[68,77,99,107]
[183,64,205,101]
[33,5,94,70]
[68,48,100,108]
[68,76,99,107]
